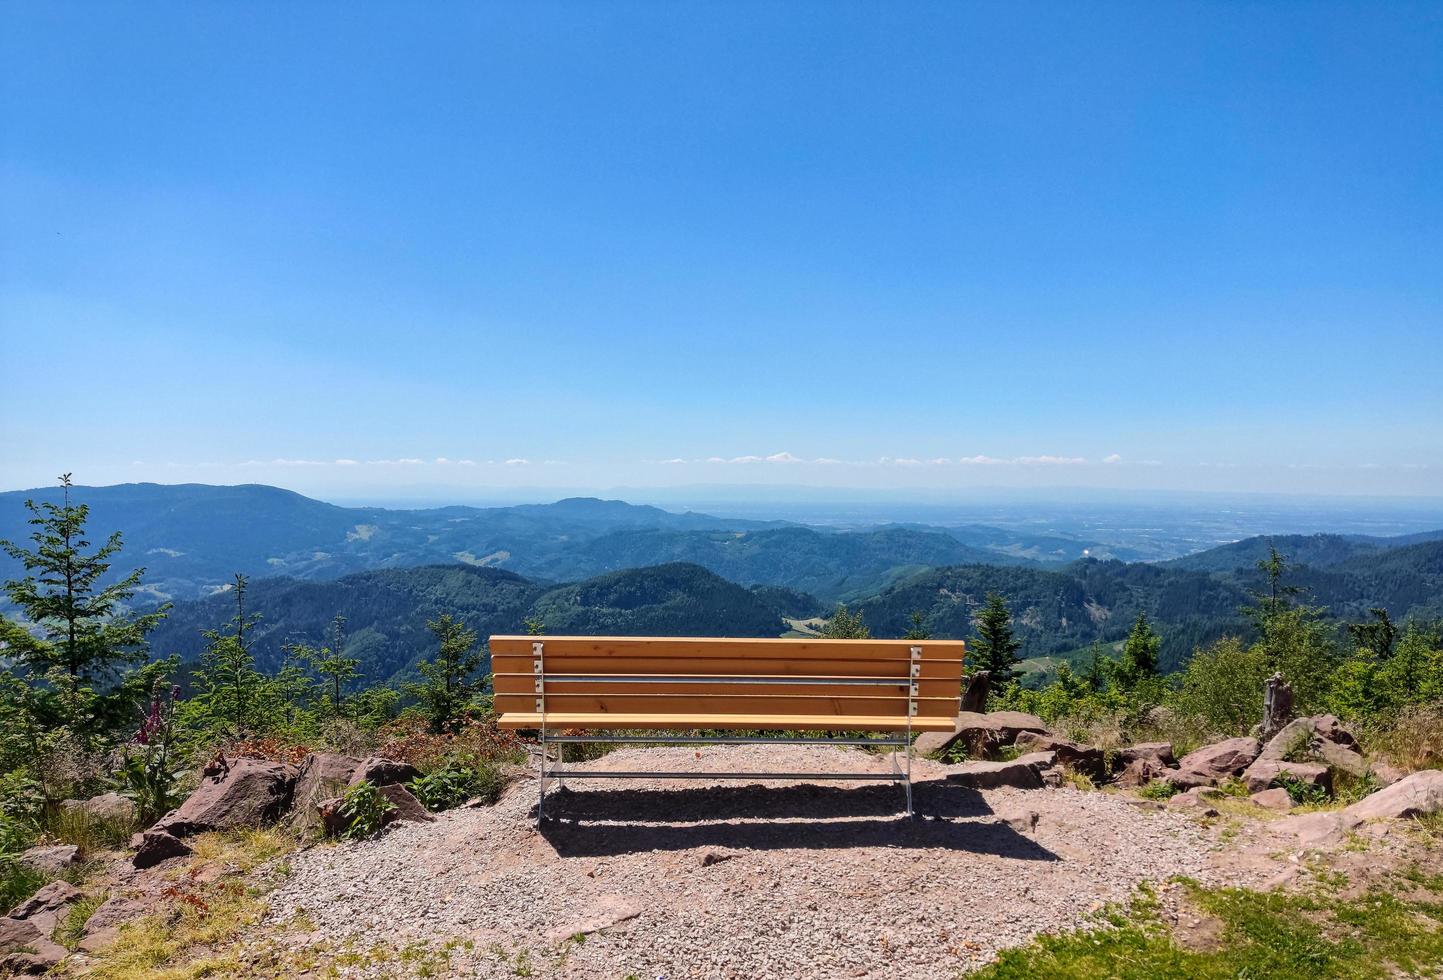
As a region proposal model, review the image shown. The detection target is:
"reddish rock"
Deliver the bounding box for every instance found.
[1344,769,1443,821]
[131,829,193,869]
[377,783,435,825]
[77,896,149,953]
[8,881,82,934]
[1251,788,1293,811]
[0,916,67,974]
[17,844,80,874]
[61,792,137,826]
[1014,732,1106,777]
[155,758,297,837]
[289,752,362,832]
[1241,759,1332,795]
[346,757,422,790]
[1119,742,1177,768]
[915,711,1050,757]
[944,759,1044,790]
[1260,714,1366,775]
[1116,758,1170,789]
[1176,737,1261,782]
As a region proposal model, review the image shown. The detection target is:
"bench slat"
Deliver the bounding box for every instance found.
[493,693,959,716]
[492,673,962,698]
[489,635,965,661]
[495,712,958,732]
[490,655,963,678]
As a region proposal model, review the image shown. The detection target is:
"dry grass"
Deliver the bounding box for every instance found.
[1363,705,1443,774]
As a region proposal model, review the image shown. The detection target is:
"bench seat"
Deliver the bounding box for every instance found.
[494,712,959,732]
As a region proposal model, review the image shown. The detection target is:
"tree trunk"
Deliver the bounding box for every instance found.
[961,670,991,714]
[1261,671,1293,741]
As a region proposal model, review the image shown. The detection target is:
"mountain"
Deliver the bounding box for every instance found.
[853,559,1249,672]
[1165,529,1443,574]
[0,483,778,604]
[146,562,792,684]
[0,483,1029,605]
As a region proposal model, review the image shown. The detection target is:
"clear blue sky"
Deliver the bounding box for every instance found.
[2,2,1440,500]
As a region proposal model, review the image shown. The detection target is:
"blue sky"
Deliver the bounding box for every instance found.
[2,2,1440,500]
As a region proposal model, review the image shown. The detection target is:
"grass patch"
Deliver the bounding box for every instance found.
[53,893,104,950]
[0,858,50,911]
[1137,780,1183,800]
[79,828,296,979]
[973,879,1443,979]
[47,806,138,852]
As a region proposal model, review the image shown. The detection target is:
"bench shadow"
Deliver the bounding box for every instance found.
[531,779,1059,861]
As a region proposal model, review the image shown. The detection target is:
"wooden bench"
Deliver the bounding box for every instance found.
[491,635,965,820]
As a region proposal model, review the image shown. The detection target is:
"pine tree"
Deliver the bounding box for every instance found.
[820,603,870,639]
[289,615,359,723]
[970,592,1021,685]
[1346,607,1398,660]
[1115,612,1161,689]
[903,610,931,641]
[0,474,169,741]
[405,614,482,733]
[195,573,263,736]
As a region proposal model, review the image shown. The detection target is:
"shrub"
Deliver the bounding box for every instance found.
[1167,637,1270,738]
[377,713,525,775]
[336,780,394,840]
[1136,780,1182,801]
[1277,774,1330,807]
[1362,704,1443,773]
[0,858,48,911]
[409,760,507,812]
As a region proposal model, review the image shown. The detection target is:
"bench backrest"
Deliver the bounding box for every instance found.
[491,635,965,733]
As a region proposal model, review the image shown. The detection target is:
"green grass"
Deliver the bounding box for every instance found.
[973,879,1443,979]
[0,858,49,911]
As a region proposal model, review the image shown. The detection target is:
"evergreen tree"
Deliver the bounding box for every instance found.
[970,592,1021,685]
[902,610,931,641]
[1346,607,1398,660]
[1114,613,1161,689]
[288,615,359,723]
[194,573,263,737]
[406,614,482,733]
[820,603,870,639]
[0,474,168,741]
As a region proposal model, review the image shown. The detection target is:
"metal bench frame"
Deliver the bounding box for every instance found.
[528,640,920,823]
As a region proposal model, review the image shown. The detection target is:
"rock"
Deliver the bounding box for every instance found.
[1013,750,1057,770]
[997,807,1040,833]
[1369,762,1407,787]
[1119,742,1177,768]
[1251,788,1293,811]
[346,757,422,790]
[316,796,347,838]
[8,881,82,933]
[77,897,148,953]
[377,783,435,825]
[1164,768,1217,790]
[1014,732,1106,777]
[288,752,362,832]
[945,759,1044,790]
[0,916,67,974]
[1166,787,1221,814]
[960,671,991,714]
[1241,759,1332,795]
[131,829,193,869]
[916,711,1049,758]
[1344,769,1443,821]
[1260,714,1366,775]
[155,758,298,837]
[17,844,80,874]
[544,894,640,944]
[1176,737,1261,782]
[1276,811,1354,847]
[61,792,138,826]
[698,850,735,867]
[1116,758,1170,789]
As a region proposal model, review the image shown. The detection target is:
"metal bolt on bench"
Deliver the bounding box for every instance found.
[491,636,965,825]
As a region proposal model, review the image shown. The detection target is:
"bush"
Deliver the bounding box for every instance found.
[0,858,48,911]
[1167,637,1270,738]
[408,760,507,811]
[335,780,394,840]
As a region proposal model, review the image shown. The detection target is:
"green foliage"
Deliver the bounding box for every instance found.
[336,780,394,839]
[191,573,264,738]
[902,610,931,640]
[0,858,48,912]
[1169,636,1271,736]
[404,615,483,734]
[118,680,187,824]
[1347,606,1398,660]
[1136,780,1182,800]
[1114,613,1161,689]
[974,880,1443,980]
[0,474,169,744]
[408,760,506,811]
[1277,774,1331,807]
[820,603,870,639]
[971,592,1022,686]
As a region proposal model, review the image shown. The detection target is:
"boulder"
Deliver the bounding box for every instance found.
[1369,762,1407,787]
[1116,758,1170,789]
[1260,714,1366,775]
[1166,787,1221,816]
[916,711,1049,758]
[17,844,80,874]
[1164,768,1217,791]
[1251,788,1294,811]
[1275,811,1353,847]
[288,752,362,831]
[154,758,297,837]
[1013,750,1057,770]
[1344,769,1443,821]
[377,784,435,825]
[77,897,148,953]
[8,881,82,933]
[1176,737,1261,782]
[346,757,422,790]
[1014,732,1106,777]
[0,916,67,975]
[61,792,137,826]
[996,807,1040,833]
[1241,759,1332,796]
[131,829,192,869]
[1119,742,1177,768]
[944,759,1044,790]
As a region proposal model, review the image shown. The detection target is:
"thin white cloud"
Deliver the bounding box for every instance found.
[504,458,530,466]
[456,459,478,466]
[1018,455,1088,466]
[765,452,803,464]
[334,459,359,466]
[1103,453,1122,464]
[958,455,1007,465]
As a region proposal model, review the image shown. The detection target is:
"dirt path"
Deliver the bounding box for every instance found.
[262,745,1238,978]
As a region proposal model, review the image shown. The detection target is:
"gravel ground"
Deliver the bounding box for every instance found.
[265,745,1222,979]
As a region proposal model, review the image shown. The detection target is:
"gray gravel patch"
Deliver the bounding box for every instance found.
[265,744,1220,978]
